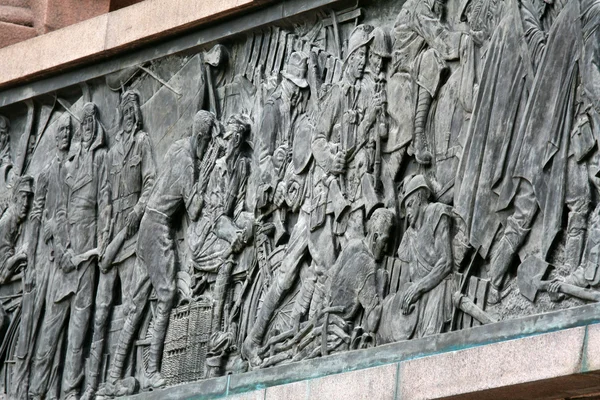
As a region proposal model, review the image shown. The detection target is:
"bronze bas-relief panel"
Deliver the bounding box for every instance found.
[0,0,599,397]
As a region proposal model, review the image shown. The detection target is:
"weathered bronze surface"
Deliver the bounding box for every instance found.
[0,0,599,397]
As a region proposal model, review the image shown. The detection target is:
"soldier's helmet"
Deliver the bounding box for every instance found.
[345,24,374,63]
[369,27,391,59]
[401,174,431,205]
[282,51,309,89]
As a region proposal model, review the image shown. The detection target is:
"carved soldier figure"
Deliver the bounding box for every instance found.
[0,175,33,343]
[13,113,73,399]
[454,0,552,301]
[389,0,469,165]
[188,113,253,336]
[242,52,341,365]
[322,207,394,350]
[102,110,218,395]
[82,93,157,399]
[365,28,395,205]
[312,24,382,244]
[0,175,33,285]
[30,108,111,400]
[379,175,454,340]
[0,115,13,216]
[463,0,599,304]
[0,114,11,169]
[256,51,309,244]
[270,207,394,364]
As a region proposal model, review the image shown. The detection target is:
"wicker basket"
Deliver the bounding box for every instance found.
[161,299,213,385]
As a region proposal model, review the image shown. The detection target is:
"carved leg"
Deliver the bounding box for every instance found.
[565,156,591,271]
[146,300,172,388]
[243,214,309,364]
[28,299,69,398]
[488,180,538,304]
[291,263,316,329]
[62,263,95,398]
[82,267,117,399]
[412,86,433,165]
[106,257,152,387]
[212,260,234,333]
[138,215,177,386]
[565,218,586,271]
[309,271,327,319]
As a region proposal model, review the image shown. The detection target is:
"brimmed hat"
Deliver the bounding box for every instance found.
[401,174,430,205]
[223,114,252,140]
[120,90,140,108]
[82,102,97,118]
[345,25,374,63]
[282,52,309,88]
[14,175,33,194]
[369,27,391,59]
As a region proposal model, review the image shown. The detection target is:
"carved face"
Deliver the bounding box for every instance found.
[349,46,367,80]
[405,190,424,227]
[56,121,72,152]
[371,53,384,75]
[82,113,96,143]
[433,0,446,19]
[0,121,8,150]
[123,102,137,134]
[225,122,245,153]
[196,131,211,160]
[15,191,30,221]
[372,229,390,261]
[290,85,301,108]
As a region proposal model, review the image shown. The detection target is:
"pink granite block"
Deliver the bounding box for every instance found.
[308,364,397,400]
[266,380,309,400]
[399,327,586,400]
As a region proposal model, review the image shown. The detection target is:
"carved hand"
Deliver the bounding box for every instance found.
[547,280,563,293]
[43,219,55,243]
[331,151,346,175]
[60,250,76,273]
[125,209,143,238]
[273,145,289,171]
[401,283,422,315]
[231,230,248,254]
[7,251,27,273]
[24,267,35,292]
[274,181,287,207]
[343,110,359,126]
[470,30,485,47]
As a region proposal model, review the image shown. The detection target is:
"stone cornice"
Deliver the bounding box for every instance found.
[0,0,270,89]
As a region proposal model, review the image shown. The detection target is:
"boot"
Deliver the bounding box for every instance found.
[565,211,587,271]
[487,236,517,305]
[308,277,326,319]
[242,279,285,366]
[108,318,137,384]
[82,338,104,399]
[291,269,316,330]
[412,87,433,165]
[80,386,95,400]
[565,230,585,271]
[147,302,171,384]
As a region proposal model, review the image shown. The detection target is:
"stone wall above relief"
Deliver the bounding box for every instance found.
[0,0,599,398]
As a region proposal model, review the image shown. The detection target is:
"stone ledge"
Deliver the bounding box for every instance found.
[123,304,600,399]
[0,0,264,88]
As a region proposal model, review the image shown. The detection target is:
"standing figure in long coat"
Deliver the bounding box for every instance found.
[30,109,111,400]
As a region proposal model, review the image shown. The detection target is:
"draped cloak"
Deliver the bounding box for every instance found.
[454,0,546,257]
[510,0,600,258]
